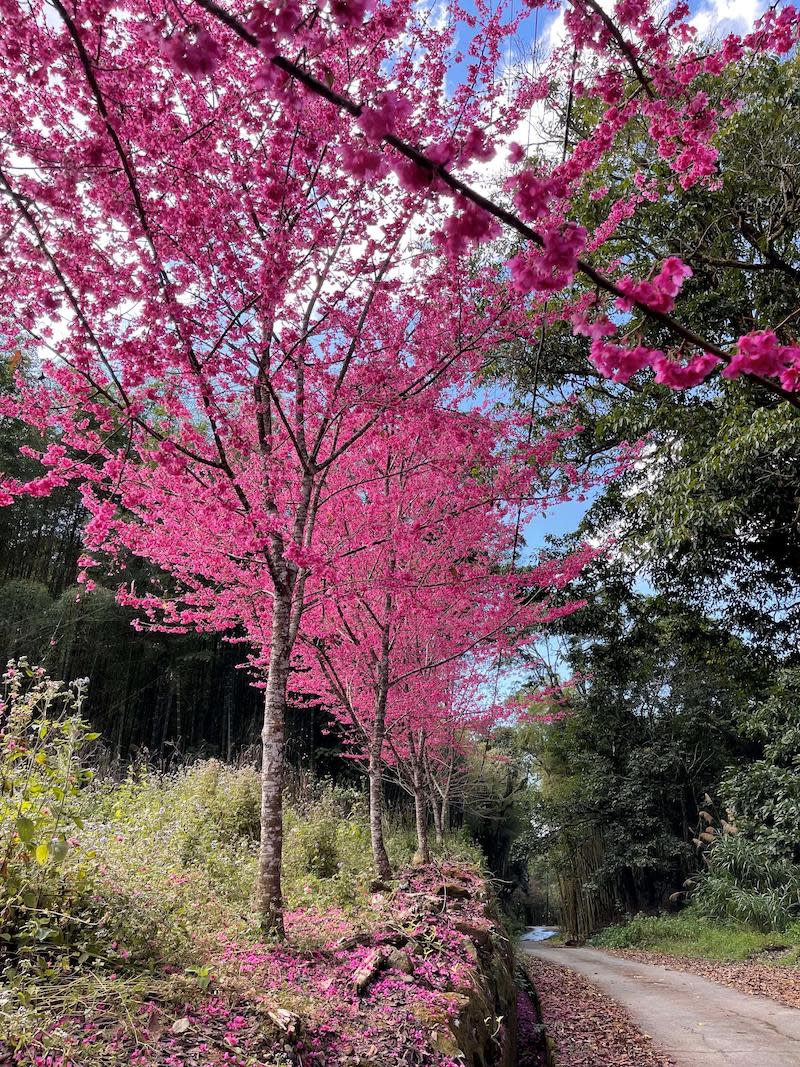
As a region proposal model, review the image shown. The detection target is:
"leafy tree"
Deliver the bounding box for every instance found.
[496,56,800,646]
[721,668,800,864]
[516,559,767,931]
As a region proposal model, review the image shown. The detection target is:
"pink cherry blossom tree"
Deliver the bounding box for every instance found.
[296,406,597,874]
[0,0,543,932]
[3,0,799,936]
[190,0,800,400]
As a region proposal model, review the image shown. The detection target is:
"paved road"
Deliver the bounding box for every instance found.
[520,942,800,1067]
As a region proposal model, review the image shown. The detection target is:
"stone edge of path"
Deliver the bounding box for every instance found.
[515,961,557,1067]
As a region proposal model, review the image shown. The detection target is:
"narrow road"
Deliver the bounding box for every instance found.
[520,942,800,1067]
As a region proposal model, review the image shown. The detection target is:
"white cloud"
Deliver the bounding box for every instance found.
[691,0,764,39]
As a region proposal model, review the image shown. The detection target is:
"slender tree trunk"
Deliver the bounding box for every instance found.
[430,787,444,848]
[258,589,291,937]
[424,753,444,848]
[440,783,450,838]
[412,768,430,865]
[409,729,430,865]
[368,743,392,880]
[367,605,393,879]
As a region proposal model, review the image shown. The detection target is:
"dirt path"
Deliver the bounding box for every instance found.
[520,942,800,1067]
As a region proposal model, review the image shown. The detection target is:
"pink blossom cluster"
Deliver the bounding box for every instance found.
[616,256,693,315]
[508,223,587,294]
[724,332,800,390]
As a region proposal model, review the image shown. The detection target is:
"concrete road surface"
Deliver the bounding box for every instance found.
[520,941,800,1067]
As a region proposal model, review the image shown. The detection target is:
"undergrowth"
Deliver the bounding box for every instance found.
[0,662,485,1064]
[592,910,800,962]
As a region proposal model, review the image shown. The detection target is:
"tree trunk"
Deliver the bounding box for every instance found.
[440,781,450,838]
[258,591,291,937]
[367,607,393,880]
[413,776,430,864]
[431,789,444,848]
[368,745,392,880]
[406,728,430,865]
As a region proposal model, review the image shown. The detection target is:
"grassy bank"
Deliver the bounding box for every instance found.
[2,747,495,1066]
[592,911,800,963]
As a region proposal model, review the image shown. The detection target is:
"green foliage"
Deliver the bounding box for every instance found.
[721,669,800,862]
[0,669,483,987]
[77,762,260,963]
[0,660,98,966]
[693,836,800,932]
[283,785,375,909]
[678,671,800,933]
[593,910,800,961]
[494,57,800,649]
[516,570,760,927]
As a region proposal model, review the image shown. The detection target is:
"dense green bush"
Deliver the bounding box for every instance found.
[2,663,486,987]
[283,785,375,909]
[721,670,800,864]
[693,834,800,931]
[77,763,259,963]
[680,673,800,933]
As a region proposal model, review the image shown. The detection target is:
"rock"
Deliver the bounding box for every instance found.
[435,880,472,900]
[430,1026,463,1058]
[454,920,493,947]
[385,947,414,974]
[441,931,518,1067]
[353,947,387,994]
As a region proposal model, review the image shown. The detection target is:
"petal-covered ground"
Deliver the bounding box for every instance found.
[2,865,513,1067]
[524,957,676,1067]
[605,949,800,1010]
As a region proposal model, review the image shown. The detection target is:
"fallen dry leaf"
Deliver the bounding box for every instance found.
[525,957,677,1067]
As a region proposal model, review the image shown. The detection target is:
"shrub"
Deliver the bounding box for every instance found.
[283,787,374,910]
[591,909,798,959]
[693,834,800,931]
[76,761,261,962]
[593,913,690,950]
[0,660,99,966]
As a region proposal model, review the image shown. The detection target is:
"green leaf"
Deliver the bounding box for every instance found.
[16,816,35,844]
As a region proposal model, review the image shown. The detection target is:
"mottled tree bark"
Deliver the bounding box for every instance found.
[412,768,430,864]
[430,786,444,848]
[258,590,291,937]
[440,785,450,838]
[368,742,392,879]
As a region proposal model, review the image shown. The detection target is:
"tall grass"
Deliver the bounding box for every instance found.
[593,911,800,961]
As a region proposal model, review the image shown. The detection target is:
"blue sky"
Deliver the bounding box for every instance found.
[523,489,598,550]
